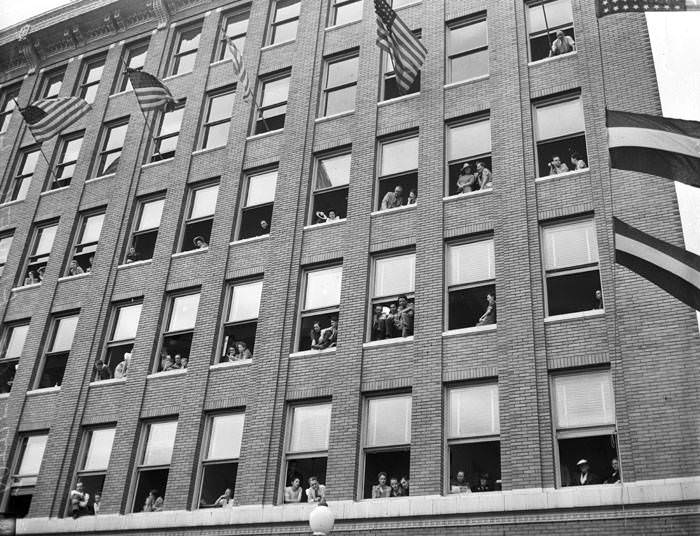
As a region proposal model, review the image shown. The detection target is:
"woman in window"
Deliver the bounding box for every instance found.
[284,477,303,503]
[456,163,477,194]
[476,292,496,326]
[371,472,391,498]
[235,341,252,360]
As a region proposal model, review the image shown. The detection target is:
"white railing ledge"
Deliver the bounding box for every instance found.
[442,324,497,337]
[289,348,337,359]
[443,188,493,202]
[26,386,61,396]
[246,129,283,141]
[210,359,252,370]
[146,369,188,379]
[0,198,24,208]
[303,218,346,231]
[40,186,69,196]
[116,259,153,270]
[544,309,605,324]
[89,378,126,387]
[229,235,269,246]
[535,168,589,183]
[377,92,419,108]
[443,74,489,90]
[85,173,115,184]
[171,248,208,259]
[315,110,354,124]
[57,273,91,283]
[370,203,417,217]
[11,283,41,292]
[325,19,361,32]
[528,50,578,67]
[363,336,414,349]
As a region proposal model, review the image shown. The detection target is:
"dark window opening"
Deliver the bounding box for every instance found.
[160,332,193,369]
[74,474,105,513]
[530,26,575,63]
[255,104,286,135]
[536,134,587,178]
[285,457,327,503]
[221,321,256,362]
[199,462,238,508]
[371,296,415,341]
[181,218,213,252]
[383,72,420,102]
[130,230,158,262]
[132,468,168,513]
[449,442,501,492]
[151,134,178,162]
[558,435,618,487]
[238,203,273,240]
[299,312,337,351]
[448,283,495,330]
[546,269,601,316]
[102,343,133,379]
[6,493,33,518]
[311,187,348,224]
[37,352,69,388]
[447,155,493,196]
[363,450,410,499]
[377,172,417,211]
[0,360,18,394]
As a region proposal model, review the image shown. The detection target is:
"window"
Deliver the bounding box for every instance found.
[220,279,262,362]
[331,0,363,26]
[151,102,185,162]
[201,89,235,150]
[21,221,58,286]
[158,291,200,372]
[447,383,501,493]
[41,68,65,99]
[283,402,331,502]
[541,218,602,316]
[100,302,142,380]
[269,0,300,45]
[68,211,105,275]
[237,169,277,240]
[125,196,165,263]
[447,16,488,84]
[310,151,351,224]
[446,238,495,330]
[254,73,290,134]
[552,370,618,487]
[321,53,359,117]
[4,147,39,203]
[132,420,178,512]
[78,56,105,104]
[4,433,48,518]
[526,0,576,62]
[96,119,129,177]
[171,24,202,76]
[376,134,418,211]
[362,394,411,499]
[0,321,29,394]
[534,95,588,177]
[72,427,116,514]
[116,39,149,93]
[0,84,20,135]
[0,231,12,277]
[370,252,415,341]
[217,11,249,61]
[198,413,244,508]
[52,132,84,189]
[298,266,342,351]
[35,313,79,389]
[446,116,492,196]
[381,31,421,101]
[180,183,219,251]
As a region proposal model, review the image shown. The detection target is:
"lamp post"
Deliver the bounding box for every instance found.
[308,499,335,535]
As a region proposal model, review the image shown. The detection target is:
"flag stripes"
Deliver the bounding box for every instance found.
[614,218,700,311]
[225,35,253,102]
[596,0,700,17]
[20,98,91,142]
[127,69,178,112]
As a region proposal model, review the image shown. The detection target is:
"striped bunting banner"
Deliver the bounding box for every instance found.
[225,34,253,102]
[614,217,700,311]
[126,69,178,112]
[20,98,91,142]
[607,109,700,188]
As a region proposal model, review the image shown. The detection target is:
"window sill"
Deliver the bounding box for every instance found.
[89,377,126,387]
[210,359,252,370]
[229,235,269,246]
[442,324,497,337]
[443,188,493,202]
[528,50,577,67]
[363,336,413,349]
[11,283,41,292]
[377,92,419,108]
[142,158,174,169]
[109,88,133,98]
[370,203,417,217]
[192,145,225,156]
[535,168,589,183]
[0,199,24,208]
[57,273,91,283]
[325,19,361,32]
[26,386,61,396]
[209,58,230,68]
[147,369,188,379]
[163,71,192,82]
[260,39,296,52]
[393,0,422,10]
[85,173,115,184]
[315,110,354,123]
[40,186,69,196]
[289,347,337,359]
[246,129,284,142]
[0,392,10,399]
[117,259,153,270]
[172,248,208,259]
[544,309,605,324]
[303,218,346,231]
[444,74,489,90]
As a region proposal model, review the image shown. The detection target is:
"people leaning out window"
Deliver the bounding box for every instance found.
[380,185,418,211]
[575,459,601,485]
[450,471,472,494]
[548,151,586,176]
[476,291,496,327]
[305,476,326,503]
[604,458,621,484]
[224,341,253,362]
[214,488,237,508]
[93,358,112,381]
[371,296,414,341]
[456,161,493,195]
[284,477,304,503]
[309,318,339,351]
[143,489,164,512]
[114,352,131,379]
[315,210,341,224]
[159,353,189,372]
[372,472,409,498]
[69,481,91,518]
[549,30,575,57]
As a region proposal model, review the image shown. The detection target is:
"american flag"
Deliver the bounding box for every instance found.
[374,0,427,95]
[126,69,179,112]
[596,0,699,17]
[19,97,91,142]
[225,32,253,102]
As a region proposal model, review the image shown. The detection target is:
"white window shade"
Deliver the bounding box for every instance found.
[380,137,419,176]
[554,370,615,429]
[83,428,116,471]
[535,98,584,141]
[6,325,29,359]
[316,153,351,189]
[0,236,12,264]
[527,0,574,34]
[207,413,245,460]
[373,254,415,298]
[289,403,332,453]
[80,214,105,244]
[168,293,200,332]
[229,281,263,322]
[113,304,142,341]
[543,220,599,271]
[35,226,57,256]
[246,171,277,206]
[262,77,290,108]
[52,316,79,352]
[191,185,219,219]
[447,120,492,162]
[143,421,178,466]
[138,199,165,231]
[448,384,500,439]
[304,267,342,310]
[366,395,411,447]
[18,435,48,475]
[447,240,495,286]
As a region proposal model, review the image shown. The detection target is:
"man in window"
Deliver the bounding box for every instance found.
[193,236,208,249]
[570,152,587,170]
[256,219,270,237]
[94,358,111,381]
[126,246,141,264]
[305,476,326,503]
[114,352,131,379]
[450,471,471,494]
[68,259,85,276]
[371,305,387,341]
[380,185,404,210]
[310,322,325,350]
[69,481,91,518]
[575,459,600,485]
[547,155,569,175]
[321,317,338,348]
[476,161,492,190]
[476,292,496,326]
[397,295,414,337]
[604,458,621,484]
[474,473,492,492]
[549,30,575,57]
[389,477,404,497]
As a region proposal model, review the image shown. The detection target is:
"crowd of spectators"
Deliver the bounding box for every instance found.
[371,296,414,341]
[308,318,338,351]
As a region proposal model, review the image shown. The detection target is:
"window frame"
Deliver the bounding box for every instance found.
[330,0,363,27]
[51,131,84,190]
[34,311,80,390]
[526,0,576,63]
[4,146,40,203]
[296,264,342,352]
[368,250,416,341]
[178,181,219,252]
[78,55,106,104]
[130,419,178,512]
[21,220,59,287]
[380,30,421,101]
[124,194,166,264]
[375,132,419,212]
[446,14,489,84]
[41,68,65,99]
[445,114,492,197]
[151,101,186,162]
[216,10,249,62]
[308,148,352,226]
[67,209,105,276]
[0,320,29,395]
[269,0,301,46]
[115,39,149,93]
[100,300,142,380]
[219,277,263,363]
[69,425,116,515]
[171,23,202,77]
[155,290,200,373]
[0,230,13,277]
[0,84,21,135]
[236,167,278,240]
[200,88,235,150]
[95,118,129,178]
[2,432,49,517]
[254,71,291,135]
[320,51,359,118]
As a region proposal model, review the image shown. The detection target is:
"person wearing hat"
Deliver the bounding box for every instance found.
[456,162,477,194]
[575,459,600,485]
[193,235,208,249]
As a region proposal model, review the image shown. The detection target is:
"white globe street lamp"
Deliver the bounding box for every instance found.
[308,500,335,535]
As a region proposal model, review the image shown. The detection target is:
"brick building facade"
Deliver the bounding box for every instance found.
[0,0,698,534]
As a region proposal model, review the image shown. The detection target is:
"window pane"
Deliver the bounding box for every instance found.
[535,98,584,141]
[80,214,105,244]
[542,220,599,270]
[316,153,351,190]
[554,371,615,428]
[229,281,263,322]
[304,267,342,310]
[334,0,363,25]
[447,240,495,286]
[83,428,116,471]
[380,137,419,176]
[448,384,499,438]
[246,171,277,206]
[113,304,142,341]
[161,108,184,136]
[191,185,219,219]
[275,0,300,22]
[138,199,165,231]
[21,151,40,175]
[225,16,249,39]
[449,20,487,55]
[261,77,290,108]
[168,294,200,332]
[106,123,128,151]
[327,57,359,88]
[17,435,48,476]
[128,45,148,70]
[62,137,83,163]
[208,92,235,122]
[527,0,573,34]
[207,413,245,460]
[450,48,489,83]
[373,254,415,297]
[35,226,57,256]
[5,325,29,359]
[447,120,491,161]
[179,28,201,53]
[366,396,411,447]
[85,62,104,84]
[52,316,79,352]
[325,86,356,116]
[143,421,178,466]
[289,403,331,453]
[0,236,12,264]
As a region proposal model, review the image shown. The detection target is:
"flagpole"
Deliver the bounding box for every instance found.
[540,0,554,53]
[119,57,160,143]
[13,97,62,187]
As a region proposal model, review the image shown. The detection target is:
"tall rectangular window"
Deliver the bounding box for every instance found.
[541,218,602,316]
[125,196,165,263]
[158,291,200,372]
[41,68,65,99]
[21,221,58,286]
[321,53,359,117]
[370,252,415,341]
[221,279,262,363]
[362,394,411,499]
[446,238,496,330]
[447,16,488,84]
[526,0,576,62]
[72,426,116,514]
[151,102,185,162]
[446,117,492,196]
[96,119,129,177]
[0,231,13,277]
[35,313,79,389]
[78,56,105,104]
[171,24,202,76]
[310,151,351,224]
[552,369,618,487]
[132,420,178,512]
[198,413,244,508]
[0,84,20,135]
[254,73,290,134]
[269,0,300,45]
[100,302,142,380]
[217,11,249,61]
[4,147,39,203]
[68,211,105,275]
[377,134,418,211]
[283,402,331,503]
[237,169,277,240]
[116,39,149,93]
[381,31,421,101]
[0,321,29,395]
[447,383,500,493]
[201,89,235,150]
[298,266,342,351]
[180,183,218,251]
[534,94,587,177]
[52,132,84,189]
[330,0,363,27]
[4,433,48,518]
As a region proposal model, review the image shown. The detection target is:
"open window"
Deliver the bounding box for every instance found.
[0,231,13,278]
[70,426,116,515]
[20,221,58,286]
[526,0,576,62]
[269,0,300,45]
[101,302,142,380]
[3,147,39,203]
[298,266,342,351]
[237,169,277,240]
[369,251,415,341]
[95,119,129,177]
[310,151,350,225]
[446,15,488,84]
[77,55,105,104]
[180,182,219,252]
[330,0,363,27]
[35,313,79,389]
[220,279,262,362]
[67,211,105,275]
[321,52,359,117]
[171,23,202,76]
[51,132,84,189]
[201,89,235,150]
[125,196,165,263]
[157,291,200,371]
[198,413,244,508]
[0,321,29,394]
[376,134,418,211]
[446,116,492,196]
[216,10,248,61]
[115,39,149,93]
[151,102,185,162]
[381,31,421,101]
[132,420,177,512]
[254,73,290,134]
[3,433,48,518]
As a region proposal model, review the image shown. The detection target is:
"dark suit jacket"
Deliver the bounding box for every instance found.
[576,472,601,485]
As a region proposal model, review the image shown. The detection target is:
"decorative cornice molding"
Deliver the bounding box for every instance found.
[147,0,171,29]
[17,26,41,72]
